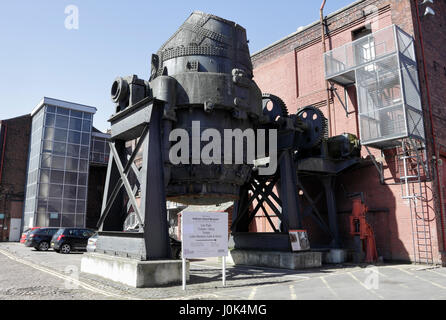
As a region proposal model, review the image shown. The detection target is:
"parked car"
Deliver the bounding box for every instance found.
[25,228,60,251]
[20,227,41,244]
[86,232,99,253]
[170,237,182,260]
[51,228,95,254]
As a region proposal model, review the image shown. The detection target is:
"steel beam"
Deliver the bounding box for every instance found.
[140,102,171,259]
[321,175,341,248]
[279,150,303,231]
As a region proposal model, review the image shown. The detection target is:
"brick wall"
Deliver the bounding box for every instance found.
[251,0,446,265]
[409,0,446,260]
[0,115,32,241]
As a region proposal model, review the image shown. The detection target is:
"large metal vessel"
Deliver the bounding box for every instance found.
[111,11,264,205]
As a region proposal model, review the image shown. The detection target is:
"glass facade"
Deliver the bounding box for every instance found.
[24,101,97,228]
[90,133,110,165]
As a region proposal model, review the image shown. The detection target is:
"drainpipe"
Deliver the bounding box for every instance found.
[0,122,7,185]
[0,122,6,242]
[320,0,332,137]
[415,2,446,251]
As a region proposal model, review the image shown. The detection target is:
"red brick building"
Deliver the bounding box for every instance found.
[0,115,32,241]
[251,0,446,265]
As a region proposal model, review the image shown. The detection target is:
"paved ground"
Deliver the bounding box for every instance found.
[0,243,445,300]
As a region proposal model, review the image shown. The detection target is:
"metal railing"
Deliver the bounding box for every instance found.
[324,25,398,79]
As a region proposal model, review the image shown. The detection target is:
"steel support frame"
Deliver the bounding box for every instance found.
[231,175,281,233]
[320,175,341,249]
[232,149,303,250]
[96,102,171,260]
[298,181,333,239]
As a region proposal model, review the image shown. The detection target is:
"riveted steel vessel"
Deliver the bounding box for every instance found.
[111,12,264,205]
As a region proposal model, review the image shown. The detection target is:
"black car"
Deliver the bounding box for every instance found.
[25,228,60,251]
[51,228,96,254]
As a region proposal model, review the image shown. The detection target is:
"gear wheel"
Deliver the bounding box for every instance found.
[262,94,289,123]
[296,106,328,149]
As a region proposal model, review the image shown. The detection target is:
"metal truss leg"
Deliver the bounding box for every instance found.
[321,175,341,248]
[279,150,303,231]
[98,140,126,231]
[140,103,171,259]
[232,185,251,233]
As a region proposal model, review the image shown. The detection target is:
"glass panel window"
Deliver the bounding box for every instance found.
[49,216,61,228]
[82,120,92,132]
[81,133,90,145]
[45,113,56,127]
[41,154,52,169]
[63,200,76,214]
[48,199,62,213]
[53,142,66,156]
[37,199,48,211]
[75,215,84,228]
[77,186,87,200]
[54,129,67,142]
[51,156,65,170]
[40,169,50,184]
[79,159,88,172]
[39,184,50,198]
[70,110,83,119]
[66,158,79,171]
[62,214,75,227]
[42,141,53,153]
[46,105,56,113]
[44,127,55,140]
[80,146,89,159]
[76,200,86,214]
[64,172,78,185]
[50,170,65,184]
[78,173,87,185]
[83,113,92,120]
[67,144,80,158]
[49,184,63,198]
[56,107,70,116]
[69,118,82,131]
[68,131,81,144]
[94,140,105,153]
[64,185,77,199]
[55,115,69,129]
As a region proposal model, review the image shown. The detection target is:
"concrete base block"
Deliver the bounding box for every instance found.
[323,249,348,264]
[217,254,234,265]
[230,250,322,270]
[81,253,189,288]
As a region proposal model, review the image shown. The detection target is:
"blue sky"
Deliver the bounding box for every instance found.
[0,0,354,131]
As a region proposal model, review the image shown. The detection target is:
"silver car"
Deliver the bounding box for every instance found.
[86,232,98,253]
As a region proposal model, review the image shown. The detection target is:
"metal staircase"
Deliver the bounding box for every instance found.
[397,138,433,264]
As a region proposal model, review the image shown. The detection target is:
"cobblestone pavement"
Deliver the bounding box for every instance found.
[0,243,445,300]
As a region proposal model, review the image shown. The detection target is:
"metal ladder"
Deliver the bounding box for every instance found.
[398,138,433,265]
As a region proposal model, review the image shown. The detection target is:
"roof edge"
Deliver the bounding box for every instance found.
[31,97,97,117]
[251,0,365,58]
